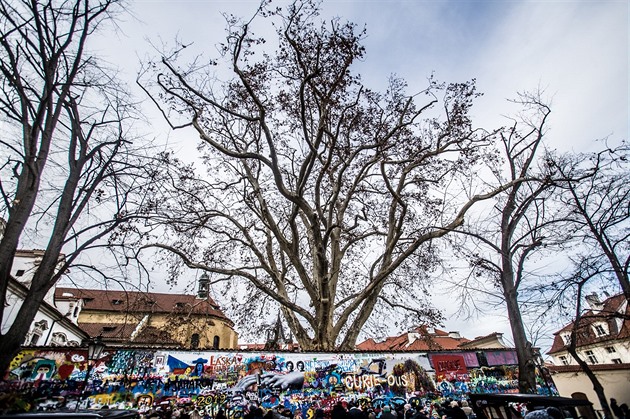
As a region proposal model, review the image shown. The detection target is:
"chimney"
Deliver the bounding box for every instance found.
[585,292,603,311]
[448,331,461,339]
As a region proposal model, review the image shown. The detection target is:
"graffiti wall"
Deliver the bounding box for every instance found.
[0,348,556,413]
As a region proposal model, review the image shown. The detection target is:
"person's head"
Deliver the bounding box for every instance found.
[450,402,459,409]
[546,407,562,419]
[461,401,468,408]
[404,404,411,411]
[383,406,391,413]
[524,410,551,419]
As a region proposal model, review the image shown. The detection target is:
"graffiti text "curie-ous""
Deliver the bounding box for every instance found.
[344,374,409,390]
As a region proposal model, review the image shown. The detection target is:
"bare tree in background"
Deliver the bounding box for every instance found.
[0,0,156,372]
[541,258,618,419]
[448,95,569,393]
[137,0,527,350]
[552,145,629,302]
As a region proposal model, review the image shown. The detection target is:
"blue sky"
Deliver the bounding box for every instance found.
[94,0,628,348]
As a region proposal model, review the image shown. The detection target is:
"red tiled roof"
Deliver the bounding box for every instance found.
[240,343,266,350]
[79,322,136,341]
[55,287,232,325]
[471,332,501,341]
[547,293,630,355]
[79,322,181,346]
[410,336,469,350]
[356,328,470,351]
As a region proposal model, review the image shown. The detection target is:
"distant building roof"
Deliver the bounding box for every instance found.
[79,322,181,347]
[459,332,509,349]
[548,293,630,355]
[54,287,232,325]
[356,327,471,351]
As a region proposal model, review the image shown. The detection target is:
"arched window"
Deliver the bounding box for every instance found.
[27,320,49,345]
[191,333,200,349]
[29,332,41,345]
[213,335,220,349]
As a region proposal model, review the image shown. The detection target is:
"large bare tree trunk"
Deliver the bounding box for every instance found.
[504,285,537,392]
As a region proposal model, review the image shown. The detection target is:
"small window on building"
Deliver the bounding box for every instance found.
[191,333,200,349]
[584,350,598,364]
[592,322,608,337]
[27,320,49,346]
[102,326,116,332]
[605,346,616,353]
[73,305,79,317]
[15,269,25,277]
[213,335,220,349]
[112,299,123,305]
[29,333,41,345]
[561,333,571,345]
[612,358,622,364]
[559,355,569,365]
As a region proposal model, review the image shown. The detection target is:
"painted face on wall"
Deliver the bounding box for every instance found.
[31,360,56,380]
[195,362,204,376]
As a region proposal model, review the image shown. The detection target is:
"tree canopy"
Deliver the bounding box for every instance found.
[138,0,523,350]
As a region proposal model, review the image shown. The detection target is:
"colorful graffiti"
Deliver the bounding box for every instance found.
[0,349,557,413]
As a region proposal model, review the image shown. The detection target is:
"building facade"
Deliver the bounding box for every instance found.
[547,292,630,409]
[2,249,87,346]
[3,249,238,350]
[55,286,239,349]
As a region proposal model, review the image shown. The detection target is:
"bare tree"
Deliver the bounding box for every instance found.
[543,258,617,419]
[552,145,629,302]
[448,95,569,393]
[137,1,525,350]
[0,0,156,372]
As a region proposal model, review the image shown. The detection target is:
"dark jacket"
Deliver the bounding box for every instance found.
[332,404,348,419]
[348,407,367,419]
[449,407,468,419]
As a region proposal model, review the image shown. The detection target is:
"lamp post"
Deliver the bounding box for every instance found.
[78,336,105,410]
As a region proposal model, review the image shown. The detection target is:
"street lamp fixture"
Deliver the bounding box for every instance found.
[78,336,105,410]
[87,335,105,364]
